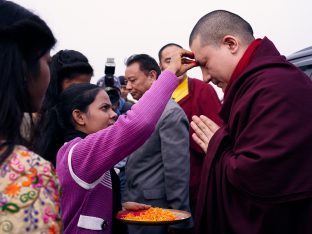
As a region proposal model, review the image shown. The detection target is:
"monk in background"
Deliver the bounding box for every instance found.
[158,43,222,215]
[189,10,312,234]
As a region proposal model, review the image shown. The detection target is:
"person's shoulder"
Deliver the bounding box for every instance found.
[0,145,62,233]
[163,99,187,118]
[189,77,214,90]
[12,145,52,166]
[188,77,220,101]
[57,137,81,157]
[13,145,57,174]
[167,99,184,110]
[188,77,204,84]
[1,145,59,192]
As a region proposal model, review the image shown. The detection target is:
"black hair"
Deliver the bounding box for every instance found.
[105,86,120,106]
[118,75,126,86]
[126,54,161,78]
[34,83,102,164]
[42,49,94,112]
[0,0,56,163]
[189,10,254,47]
[33,50,93,160]
[158,43,182,62]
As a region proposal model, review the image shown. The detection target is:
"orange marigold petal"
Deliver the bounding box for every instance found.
[123,207,176,221]
[4,183,21,197]
[19,150,31,157]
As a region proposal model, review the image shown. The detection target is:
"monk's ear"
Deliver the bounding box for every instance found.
[223,35,239,54]
[148,70,158,82]
[72,109,86,126]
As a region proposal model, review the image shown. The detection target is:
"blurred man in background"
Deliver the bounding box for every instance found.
[124,54,191,234]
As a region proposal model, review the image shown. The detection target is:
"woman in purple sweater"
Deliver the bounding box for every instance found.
[46,51,196,233]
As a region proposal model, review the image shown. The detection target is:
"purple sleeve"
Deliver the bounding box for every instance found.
[68,70,178,183]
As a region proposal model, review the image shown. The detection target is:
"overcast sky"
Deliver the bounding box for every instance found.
[13,0,312,97]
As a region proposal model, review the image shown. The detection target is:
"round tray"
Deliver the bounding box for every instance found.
[116,208,191,225]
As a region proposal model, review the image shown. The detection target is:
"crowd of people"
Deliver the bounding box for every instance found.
[0,1,311,234]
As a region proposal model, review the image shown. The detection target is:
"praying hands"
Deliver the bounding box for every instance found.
[190,115,220,153]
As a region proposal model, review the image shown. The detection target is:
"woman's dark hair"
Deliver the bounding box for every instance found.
[41,49,94,112]
[33,50,93,162]
[34,83,102,164]
[0,0,56,163]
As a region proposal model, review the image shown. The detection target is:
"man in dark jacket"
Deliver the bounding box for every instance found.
[189,10,312,234]
[123,54,191,234]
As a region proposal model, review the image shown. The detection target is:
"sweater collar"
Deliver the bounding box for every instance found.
[64,129,87,142]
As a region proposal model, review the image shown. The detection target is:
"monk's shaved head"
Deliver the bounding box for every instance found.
[189,10,255,47]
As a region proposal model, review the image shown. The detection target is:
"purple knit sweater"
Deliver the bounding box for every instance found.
[56,70,178,234]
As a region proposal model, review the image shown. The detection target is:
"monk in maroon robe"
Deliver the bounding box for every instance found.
[159,43,223,215]
[188,10,312,234]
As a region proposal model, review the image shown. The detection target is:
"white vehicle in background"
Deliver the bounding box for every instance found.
[287,46,312,79]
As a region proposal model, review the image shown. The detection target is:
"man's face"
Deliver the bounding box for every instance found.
[190,35,236,92]
[120,85,129,99]
[159,45,185,79]
[124,62,155,100]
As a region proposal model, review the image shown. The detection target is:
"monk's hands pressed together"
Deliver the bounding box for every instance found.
[166,49,198,79]
[191,115,220,153]
[122,201,151,211]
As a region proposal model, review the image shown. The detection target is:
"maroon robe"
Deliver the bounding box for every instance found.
[195,37,312,234]
[177,78,222,213]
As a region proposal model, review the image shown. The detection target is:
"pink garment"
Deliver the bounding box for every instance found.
[56,70,179,234]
